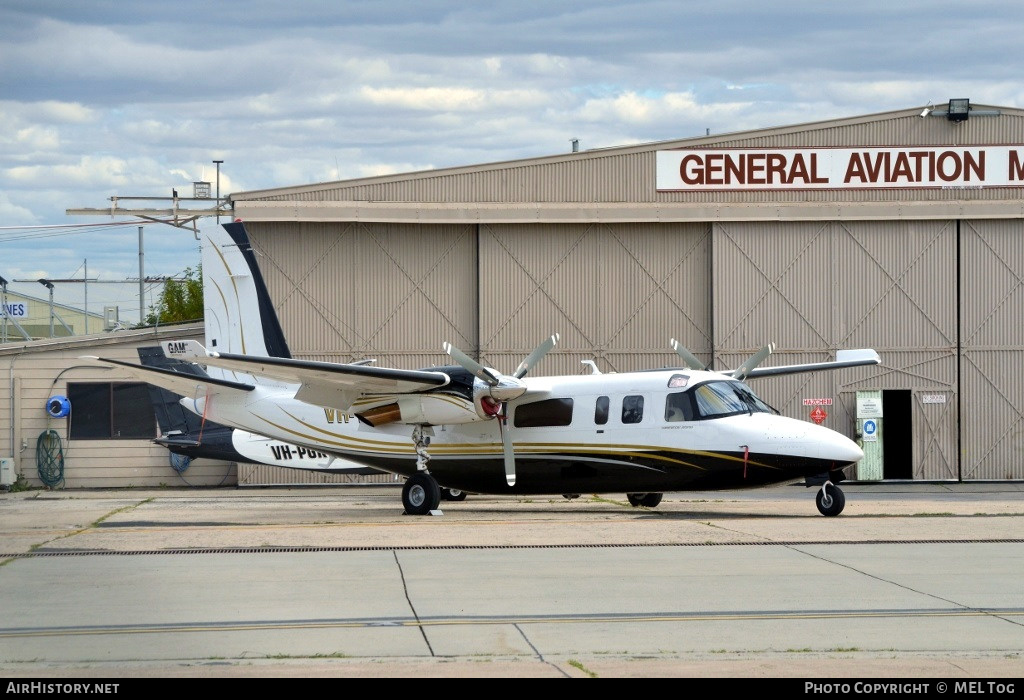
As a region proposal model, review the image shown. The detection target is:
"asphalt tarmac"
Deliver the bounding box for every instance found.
[0,480,1022,679]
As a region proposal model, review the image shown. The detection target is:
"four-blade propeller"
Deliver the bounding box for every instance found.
[443,333,560,487]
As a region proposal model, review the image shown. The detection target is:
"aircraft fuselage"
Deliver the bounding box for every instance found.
[185,367,862,495]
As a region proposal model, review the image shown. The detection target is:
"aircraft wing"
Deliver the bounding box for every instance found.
[80,356,256,399]
[740,348,881,379]
[160,339,452,411]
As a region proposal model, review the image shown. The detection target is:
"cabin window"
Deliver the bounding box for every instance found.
[693,382,748,417]
[595,396,609,425]
[67,382,156,439]
[664,392,694,422]
[514,398,574,428]
[621,395,644,424]
[668,373,690,388]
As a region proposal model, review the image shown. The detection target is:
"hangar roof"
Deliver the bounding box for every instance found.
[229,103,1024,224]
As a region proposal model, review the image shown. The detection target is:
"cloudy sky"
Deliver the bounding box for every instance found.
[2,1,1022,322]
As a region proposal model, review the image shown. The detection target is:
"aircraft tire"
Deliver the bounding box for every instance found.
[403,473,441,515]
[441,488,467,501]
[815,484,846,517]
[627,493,663,507]
[640,492,663,507]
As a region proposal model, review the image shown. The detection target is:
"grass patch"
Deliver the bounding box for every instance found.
[90,498,154,527]
[568,659,597,677]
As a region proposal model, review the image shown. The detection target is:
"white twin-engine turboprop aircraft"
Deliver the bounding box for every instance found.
[84,221,880,517]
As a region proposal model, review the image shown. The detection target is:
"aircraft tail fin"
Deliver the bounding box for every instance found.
[201,221,291,385]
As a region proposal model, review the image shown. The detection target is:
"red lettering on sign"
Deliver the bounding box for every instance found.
[1009,150,1024,181]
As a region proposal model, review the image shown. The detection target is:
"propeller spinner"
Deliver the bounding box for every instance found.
[443,333,560,486]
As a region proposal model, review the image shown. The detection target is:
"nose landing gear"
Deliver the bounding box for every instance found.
[815,481,846,517]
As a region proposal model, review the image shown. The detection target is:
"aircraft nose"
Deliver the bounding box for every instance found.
[827,429,864,464]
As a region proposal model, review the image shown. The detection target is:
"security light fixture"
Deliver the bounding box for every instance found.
[38,278,54,290]
[947,98,970,122]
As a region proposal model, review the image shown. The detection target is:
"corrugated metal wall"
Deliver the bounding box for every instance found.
[247,221,478,369]
[960,219,1024,479]
[238,464,402,486]
[477,222,712,375]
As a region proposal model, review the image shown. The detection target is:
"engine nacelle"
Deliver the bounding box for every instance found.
[356,394,482,427]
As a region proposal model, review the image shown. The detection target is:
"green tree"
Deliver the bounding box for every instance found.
[144,265,203,326]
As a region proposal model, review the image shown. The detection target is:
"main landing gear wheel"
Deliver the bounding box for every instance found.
[627,493,664,508]
[403,472,441,515]
[441,487,467,501]
[815,483,846,517]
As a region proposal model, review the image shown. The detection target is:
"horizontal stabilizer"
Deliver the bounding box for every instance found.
[79,356,256,398]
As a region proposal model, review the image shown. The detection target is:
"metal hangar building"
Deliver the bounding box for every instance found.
[226,99,1024,485]
[6,99,1022,490]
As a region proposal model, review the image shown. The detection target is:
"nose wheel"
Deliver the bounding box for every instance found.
[815,481,846,516]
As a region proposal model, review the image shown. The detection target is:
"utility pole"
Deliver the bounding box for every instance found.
[138,226,144,325]
[0,275,7,342]
[83,259,88,334]
[214,160,224,224]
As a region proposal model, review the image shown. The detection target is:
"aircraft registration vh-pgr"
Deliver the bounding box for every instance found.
[84,221,880,517]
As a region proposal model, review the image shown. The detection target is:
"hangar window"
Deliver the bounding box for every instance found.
[514,398,574,428]
[68,382,156,439]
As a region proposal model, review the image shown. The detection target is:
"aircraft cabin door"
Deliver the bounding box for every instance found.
[855,390,884,480]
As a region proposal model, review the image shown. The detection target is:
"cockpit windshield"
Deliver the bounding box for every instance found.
[665,379,779,422]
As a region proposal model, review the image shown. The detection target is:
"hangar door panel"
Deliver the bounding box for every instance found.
[835,221,958,480]
[249,222,477,367]
[713,221,957,479]
[714,221,869,440]
[478,223,711,375]
[959,220,1024,480]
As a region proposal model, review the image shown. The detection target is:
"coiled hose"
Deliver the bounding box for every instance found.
[36,430,65,489]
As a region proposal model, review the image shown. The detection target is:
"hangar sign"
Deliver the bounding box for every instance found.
[655,146,1024,191]
[3,302,27,318]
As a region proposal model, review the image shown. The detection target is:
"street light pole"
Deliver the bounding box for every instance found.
[38,279,54,338]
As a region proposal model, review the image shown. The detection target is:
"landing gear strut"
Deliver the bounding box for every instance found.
[815,481,846,517]
[403,426,441,515]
